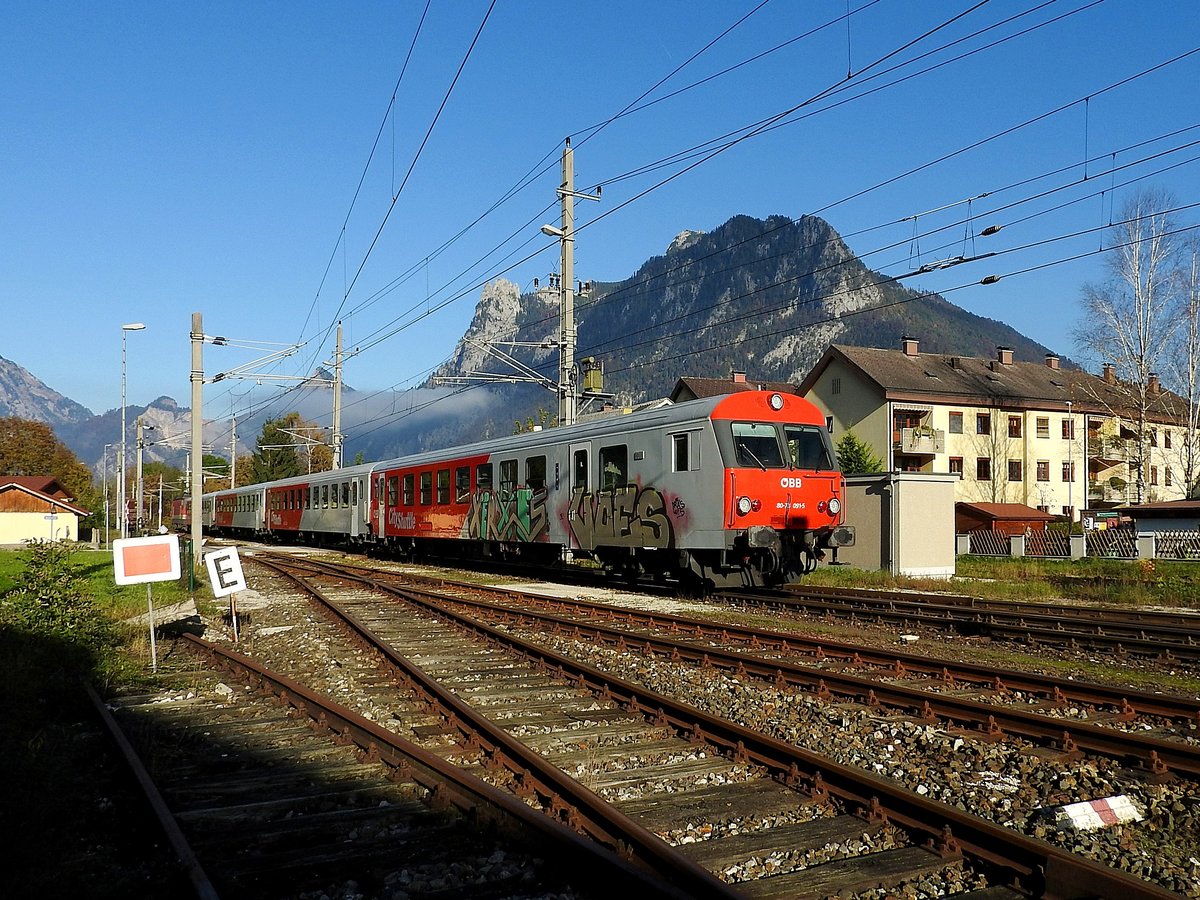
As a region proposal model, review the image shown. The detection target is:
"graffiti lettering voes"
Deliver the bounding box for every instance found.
[569,485,676,549]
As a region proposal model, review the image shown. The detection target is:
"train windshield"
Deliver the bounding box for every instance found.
[731,422,786,468]
[784,424,835,470]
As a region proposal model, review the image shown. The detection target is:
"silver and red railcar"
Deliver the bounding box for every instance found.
[191,390,853,588]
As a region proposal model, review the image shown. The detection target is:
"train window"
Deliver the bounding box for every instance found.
[437,469,451,504]
[455,466,470,502]
[526,456,546,491]
[476,463,493,490]
[311,486,318,508]
[784,425,835,471]
[573,449,588,490]
[599,445,627,491]
[402,473,414,506]
[351,481,358,506]
[342,482,350,507]
[499,460,517,496]
[322,485,329,508]
[386,476,398,507]
[419,471,433,505]
[671,432,699,472]
[330,483,339,509]
[731,423,785,468]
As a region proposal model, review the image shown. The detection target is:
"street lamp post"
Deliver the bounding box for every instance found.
[120,323,146,540]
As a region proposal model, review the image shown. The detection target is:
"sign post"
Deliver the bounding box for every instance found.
[114,535,182,672]
[204,547,248,643]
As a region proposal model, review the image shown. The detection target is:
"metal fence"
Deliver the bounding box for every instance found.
[966,529,1010,556]
[1085,527,1137,559]
[1150,530,1200,560]
[1025,530,1070,558]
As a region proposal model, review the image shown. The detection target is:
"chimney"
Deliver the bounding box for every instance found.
[1044,354,1060,370]
[997,346,1014,366]
[948,356,962,369]
[731,370,747,384]
[901,336,919,357]
[1103,363,1117,384]
[1149,372,1161,395]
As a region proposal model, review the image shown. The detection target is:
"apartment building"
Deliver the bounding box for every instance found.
[798,339,1194,521]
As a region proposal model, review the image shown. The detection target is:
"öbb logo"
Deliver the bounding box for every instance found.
[779,477,804,489]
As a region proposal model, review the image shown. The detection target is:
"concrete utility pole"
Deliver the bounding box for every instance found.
[332,322,344,469]
[135,417,154,534]
[229,415,237,487]
[190,312,204,564]
[542,138,600,427]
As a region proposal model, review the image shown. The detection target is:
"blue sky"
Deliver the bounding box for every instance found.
[3,1,1198,437]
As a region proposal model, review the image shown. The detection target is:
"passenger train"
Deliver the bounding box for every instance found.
[175,390,854,589]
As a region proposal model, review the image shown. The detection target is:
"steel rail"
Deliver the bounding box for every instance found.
[85,683,222,900]
[265,555,1181,900]
[177,632,706,900]
[721,588,1200,662]
[435,592,1199,780]
[255,557,742,900]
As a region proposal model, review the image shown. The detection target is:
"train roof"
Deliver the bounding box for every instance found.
[367,390,821,472]
[204,390,821,499]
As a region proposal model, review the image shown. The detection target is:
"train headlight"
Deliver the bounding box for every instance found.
[736,496,753,516]
[827,497,841,515]
[769,392,785,410]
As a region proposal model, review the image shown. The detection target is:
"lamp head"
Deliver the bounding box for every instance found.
[540,224,564,238]
[122,323,146,331]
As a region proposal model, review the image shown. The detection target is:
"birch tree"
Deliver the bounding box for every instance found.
[1075,188,1184,503]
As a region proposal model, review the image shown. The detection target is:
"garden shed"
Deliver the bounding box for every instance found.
[955,502,1056,537]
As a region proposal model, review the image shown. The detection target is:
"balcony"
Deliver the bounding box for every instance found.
[897,426,945,455]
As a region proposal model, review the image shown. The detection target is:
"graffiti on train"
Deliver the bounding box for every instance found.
[569,485,678,549]
[461,487,549,542]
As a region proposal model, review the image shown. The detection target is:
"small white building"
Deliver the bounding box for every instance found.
[0,477,88,546]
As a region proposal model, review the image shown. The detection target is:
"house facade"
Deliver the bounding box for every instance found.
[0,477,89,546]
[798,340,1194,522]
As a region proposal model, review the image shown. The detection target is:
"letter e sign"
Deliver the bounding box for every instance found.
[204,547,248,597]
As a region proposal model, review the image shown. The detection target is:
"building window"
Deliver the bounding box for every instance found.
[1151,465,1159,486]
[1149,429,1158,447]
[1165,430,1173,449]
[1061,418,1075,440]
[1061,460,1076,482]
[1036,460,1050,482]
[1008,460,1022,482]
[1036,417,1049,438]
[831,377,841,395]
[1008,416,1022,438]
[948,411,963,434]
[976,457,992,480]
[949,456,963,476]
[1166,466,1174,487]
[976,413,991,435]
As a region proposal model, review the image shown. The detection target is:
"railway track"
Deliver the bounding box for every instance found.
[92,644,687,899]
[237,550,1190,897]
[721,584,1200,662]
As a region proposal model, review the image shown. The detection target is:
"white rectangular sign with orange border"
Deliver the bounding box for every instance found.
[113,535,182,585]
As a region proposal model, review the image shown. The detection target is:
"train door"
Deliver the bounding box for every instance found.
[374,474,387,538]
[349,478,361,540]
[568,442,591,541]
